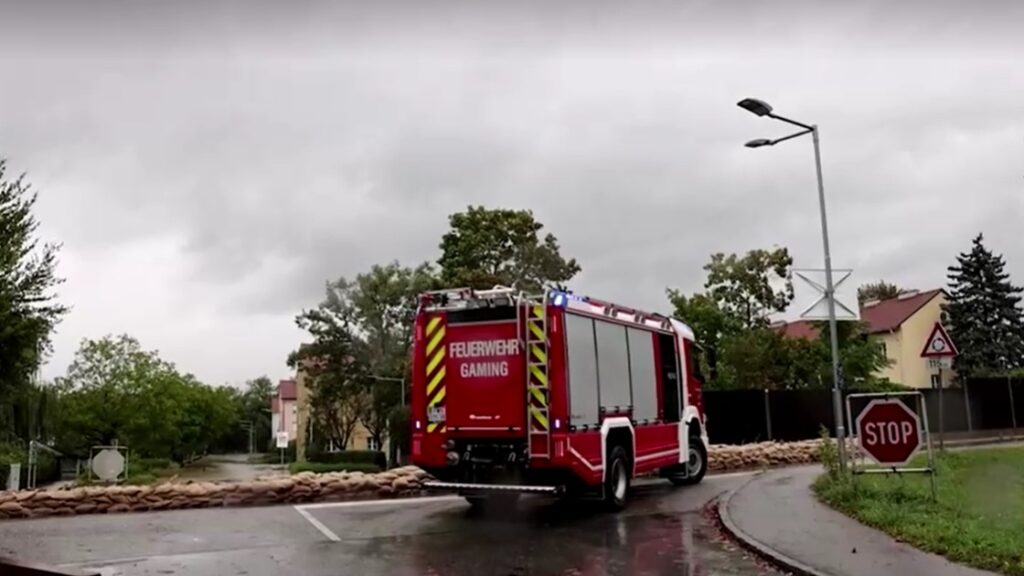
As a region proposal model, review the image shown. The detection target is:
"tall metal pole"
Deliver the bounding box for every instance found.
[812,126,847,472]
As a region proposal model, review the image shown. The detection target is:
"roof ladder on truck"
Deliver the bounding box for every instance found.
[523,292,551,459]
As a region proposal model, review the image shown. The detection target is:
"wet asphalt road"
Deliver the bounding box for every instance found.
[0,472,781,576]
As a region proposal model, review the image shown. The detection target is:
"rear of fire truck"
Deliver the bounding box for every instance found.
[409,286,709,510]
[410,287,547,506]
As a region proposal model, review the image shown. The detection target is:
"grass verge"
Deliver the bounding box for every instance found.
[813,447,1024,575]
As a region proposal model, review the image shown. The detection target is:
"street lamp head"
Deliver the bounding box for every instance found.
[737,98,773,117]
[744,138,773,148]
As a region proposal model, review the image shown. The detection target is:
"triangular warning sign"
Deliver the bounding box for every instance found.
[920,322,958,357]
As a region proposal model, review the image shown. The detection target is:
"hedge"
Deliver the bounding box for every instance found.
[307,449,386,469]
[289,462,381,475]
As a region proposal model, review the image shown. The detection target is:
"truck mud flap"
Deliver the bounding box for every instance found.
[422,481,562,495]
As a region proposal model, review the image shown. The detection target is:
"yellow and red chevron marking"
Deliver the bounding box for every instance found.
[424,315,446,433]
[527,305,549,431]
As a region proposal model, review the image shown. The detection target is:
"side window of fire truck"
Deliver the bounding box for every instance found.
[594,320,631,411]
[626,327,658,423]
[564,313,600,427]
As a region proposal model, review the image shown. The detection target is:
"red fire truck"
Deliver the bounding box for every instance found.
[410,286,708,510]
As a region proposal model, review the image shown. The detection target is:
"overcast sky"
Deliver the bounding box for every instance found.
[1,1,1022,386]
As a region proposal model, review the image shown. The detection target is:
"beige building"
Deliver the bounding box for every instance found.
[861,289,954,388]
[780,289,955,388]
[292,366,389,462]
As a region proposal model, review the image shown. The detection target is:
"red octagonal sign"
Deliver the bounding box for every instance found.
[855,399,922,466]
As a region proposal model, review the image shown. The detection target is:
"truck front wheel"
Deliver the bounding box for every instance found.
[669,436,707,486]
[603,445,631,511]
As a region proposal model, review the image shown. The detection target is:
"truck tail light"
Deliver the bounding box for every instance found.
[415,419,422,430]
[554,418,561,430]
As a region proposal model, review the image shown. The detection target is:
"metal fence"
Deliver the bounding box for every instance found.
[704,377,1024,445]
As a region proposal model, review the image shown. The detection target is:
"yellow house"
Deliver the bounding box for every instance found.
[779,289,955,388]
[860,289,954,389]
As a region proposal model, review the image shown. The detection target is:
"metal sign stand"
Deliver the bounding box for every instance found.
[845,391,937,501]
[921,322,958,452]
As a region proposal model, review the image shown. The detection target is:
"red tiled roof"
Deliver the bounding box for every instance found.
[277,379,298,400]
[776,289,944,340]
[775,320,820,340]
[860,289,943,334]
[270,380,298,413]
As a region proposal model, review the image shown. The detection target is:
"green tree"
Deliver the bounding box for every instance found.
[290,296,371,451]
[55,335,238,463]
[0,160,68,437]
[857,280,903,304]
[945,234,1024,376]
[438,206,580,292]
[667,290,740,386]
[703,247,793,329]
[237,376,274,453]
[668,246,887,390]
[320,262,435,450]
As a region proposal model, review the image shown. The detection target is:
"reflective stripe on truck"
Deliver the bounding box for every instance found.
[425,315,447,433]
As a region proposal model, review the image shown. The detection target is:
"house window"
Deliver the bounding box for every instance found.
[880,342,888,358]
[367,437,381,451]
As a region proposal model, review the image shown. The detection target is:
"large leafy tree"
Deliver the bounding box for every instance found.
[0,160,68,436]
[55,335,237,462]
[703,247,793,329]
[438,206,580,293]
[857,280,903,304]
[945,234,1024,376]
[290,293,371,452]
[320,262,436,450]
[669,246,887,390]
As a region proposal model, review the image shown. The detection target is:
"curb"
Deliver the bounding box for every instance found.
[716,473,833,576]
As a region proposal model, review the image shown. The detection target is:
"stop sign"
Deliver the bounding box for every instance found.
[855,399,921,466]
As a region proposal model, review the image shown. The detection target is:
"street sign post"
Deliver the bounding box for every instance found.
[846,391,936,500]
[921,322,958,449]
[856,399,921,466]
[90,445,128,484]
[276,431,289,465]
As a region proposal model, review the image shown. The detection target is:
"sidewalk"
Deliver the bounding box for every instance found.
[719,466,996,576]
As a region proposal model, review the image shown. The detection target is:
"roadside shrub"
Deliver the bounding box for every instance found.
[289,461,381,475]
[307,449,386,469]
[817,425,840,479]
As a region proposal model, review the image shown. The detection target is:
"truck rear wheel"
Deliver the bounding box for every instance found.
[669,436,707,486]
[603,445,631,511]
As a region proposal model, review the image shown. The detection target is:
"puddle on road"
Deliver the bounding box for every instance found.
[354,503,781,576]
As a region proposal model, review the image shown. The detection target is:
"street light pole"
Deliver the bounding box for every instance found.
[811,126,848,472]
[738,98,847,472]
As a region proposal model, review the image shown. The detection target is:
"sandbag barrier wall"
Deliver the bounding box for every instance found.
[0,441,851,520]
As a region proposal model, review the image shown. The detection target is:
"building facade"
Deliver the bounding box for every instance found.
[270,379,299,444]
[779,289,955,389]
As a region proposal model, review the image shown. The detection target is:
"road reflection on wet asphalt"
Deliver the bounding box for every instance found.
[2,473,781,576]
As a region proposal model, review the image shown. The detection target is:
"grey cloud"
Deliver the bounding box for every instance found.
[2,0,1024,382]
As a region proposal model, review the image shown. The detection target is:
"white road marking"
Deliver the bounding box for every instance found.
[294,506,342,542]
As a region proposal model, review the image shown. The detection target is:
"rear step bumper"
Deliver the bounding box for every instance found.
[423,481,562,495]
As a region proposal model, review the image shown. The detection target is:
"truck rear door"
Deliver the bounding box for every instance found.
[445,306,526,435]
